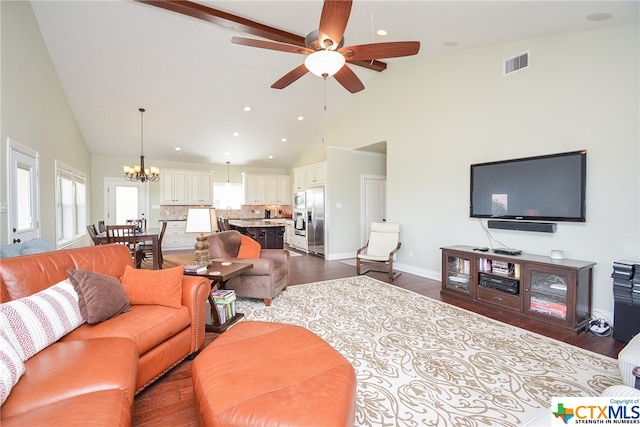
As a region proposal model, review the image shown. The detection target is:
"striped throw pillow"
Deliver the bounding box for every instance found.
[0,322,25,404]
[0,280,84,361]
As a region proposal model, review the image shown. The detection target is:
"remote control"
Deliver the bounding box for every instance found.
[473,247,489,252]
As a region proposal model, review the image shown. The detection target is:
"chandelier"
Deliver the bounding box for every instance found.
[124,107,160,183]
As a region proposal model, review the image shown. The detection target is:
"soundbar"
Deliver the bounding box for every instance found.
[487,220,557,233]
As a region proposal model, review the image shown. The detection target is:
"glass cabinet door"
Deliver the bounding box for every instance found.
[523,265,576,325]
[444,253,473,295]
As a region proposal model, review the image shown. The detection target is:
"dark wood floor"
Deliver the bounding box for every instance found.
[132,250,625,426]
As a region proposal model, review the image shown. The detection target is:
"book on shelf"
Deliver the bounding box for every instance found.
[184,264,207,273]
[211,289,236,302]
[530,297,567,318]
[214,299,236,323]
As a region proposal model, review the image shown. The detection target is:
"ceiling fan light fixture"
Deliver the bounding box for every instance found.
[304,50,345,78]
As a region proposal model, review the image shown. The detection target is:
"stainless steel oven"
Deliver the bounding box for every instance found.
[293,210,306,236]
[294,191,306,210]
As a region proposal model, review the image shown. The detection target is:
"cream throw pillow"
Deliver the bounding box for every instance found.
[0,279,84,361]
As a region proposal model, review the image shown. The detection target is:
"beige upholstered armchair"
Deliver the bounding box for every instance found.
[356,222,402,280]
[206,230,289,306]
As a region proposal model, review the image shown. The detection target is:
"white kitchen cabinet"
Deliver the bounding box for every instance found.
[243,174,290,205]
[161,220,195,250]
[243,175,267,204]
[304,162,326,187]
[160,170,189,205]
[188,171,213,205]
[277,176,290,203]
[293,168,305,191]
[293,161,326,190]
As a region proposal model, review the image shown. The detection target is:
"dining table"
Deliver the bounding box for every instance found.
[95,228,161,270]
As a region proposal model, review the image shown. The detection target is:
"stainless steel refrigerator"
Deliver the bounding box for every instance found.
[306,187,324,256]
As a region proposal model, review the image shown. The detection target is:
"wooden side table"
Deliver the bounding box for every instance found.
[184,261,253,333]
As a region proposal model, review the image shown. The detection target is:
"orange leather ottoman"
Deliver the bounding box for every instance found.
[192,321,357,427]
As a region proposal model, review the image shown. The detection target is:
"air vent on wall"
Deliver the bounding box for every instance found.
[504,50,529,76]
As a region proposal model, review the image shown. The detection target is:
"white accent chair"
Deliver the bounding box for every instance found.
[356,222,402,281]
[601,333,640,397]
[618,332,640,387]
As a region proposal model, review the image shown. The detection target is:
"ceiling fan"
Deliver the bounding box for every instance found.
[137,0,420,93]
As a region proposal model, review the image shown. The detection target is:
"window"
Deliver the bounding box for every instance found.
[213,182,242,210]
[55,161,87,247]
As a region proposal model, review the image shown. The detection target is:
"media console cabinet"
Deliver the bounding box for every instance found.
[441,245,596,334]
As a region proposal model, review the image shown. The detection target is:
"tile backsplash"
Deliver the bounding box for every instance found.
[160,205,292,221]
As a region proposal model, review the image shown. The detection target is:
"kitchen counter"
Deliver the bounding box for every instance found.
[227,220,286,249]
[228,219,290,228]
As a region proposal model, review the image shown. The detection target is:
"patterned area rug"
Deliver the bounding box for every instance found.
[235,276,621,427]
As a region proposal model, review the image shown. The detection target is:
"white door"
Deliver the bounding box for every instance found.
[105,178,148,225]
[7,139,39,244]
[360,175,386,246]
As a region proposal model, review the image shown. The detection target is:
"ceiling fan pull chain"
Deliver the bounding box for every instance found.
[324,77,328,111]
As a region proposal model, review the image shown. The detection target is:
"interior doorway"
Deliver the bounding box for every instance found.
[360,174,387,246]
[104,178,148,225]
[7,139,40,244]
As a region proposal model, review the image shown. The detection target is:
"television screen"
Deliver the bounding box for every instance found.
[470,150,586,222]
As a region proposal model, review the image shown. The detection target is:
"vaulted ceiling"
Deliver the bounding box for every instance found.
[30,1,639,169]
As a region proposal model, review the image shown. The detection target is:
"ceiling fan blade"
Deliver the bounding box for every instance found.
[340,41,421,61]
[333,65,365,93]
[318,0,352,50]
[232,37,313,55]
[271,64,309,89]
[137,0,388,72]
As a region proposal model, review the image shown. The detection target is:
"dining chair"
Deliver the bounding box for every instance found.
[106,224,141,264]
[97,220,106,233]
[126,218,147,232]
[86,224,101,245]
[137,220,167,269]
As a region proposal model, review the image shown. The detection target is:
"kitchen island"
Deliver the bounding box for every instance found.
[227,220,286,249]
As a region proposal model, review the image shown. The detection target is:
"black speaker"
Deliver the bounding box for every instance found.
[487,220,557,233]
[613,301,640,343]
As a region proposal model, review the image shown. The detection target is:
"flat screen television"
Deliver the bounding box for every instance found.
[470,150,586,222]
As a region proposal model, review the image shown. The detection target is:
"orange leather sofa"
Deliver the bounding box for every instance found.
[0,244,210,427]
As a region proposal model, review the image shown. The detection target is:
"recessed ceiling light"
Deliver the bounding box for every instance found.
[443,41,459,47]
[243,106,252,112]
[232,132,239,137]
[586,13,613,21]
[297,116,304,121]
[376,29,387,36]
[174,147,182,151]
[281,138,287,142]
[268,155,274,159]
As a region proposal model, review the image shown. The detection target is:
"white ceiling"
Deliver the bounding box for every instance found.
[30,1,639,169]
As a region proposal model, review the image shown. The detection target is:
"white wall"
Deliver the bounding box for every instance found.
[1,1,91,246]
[325,147,386,257]
[318,24,640,315]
